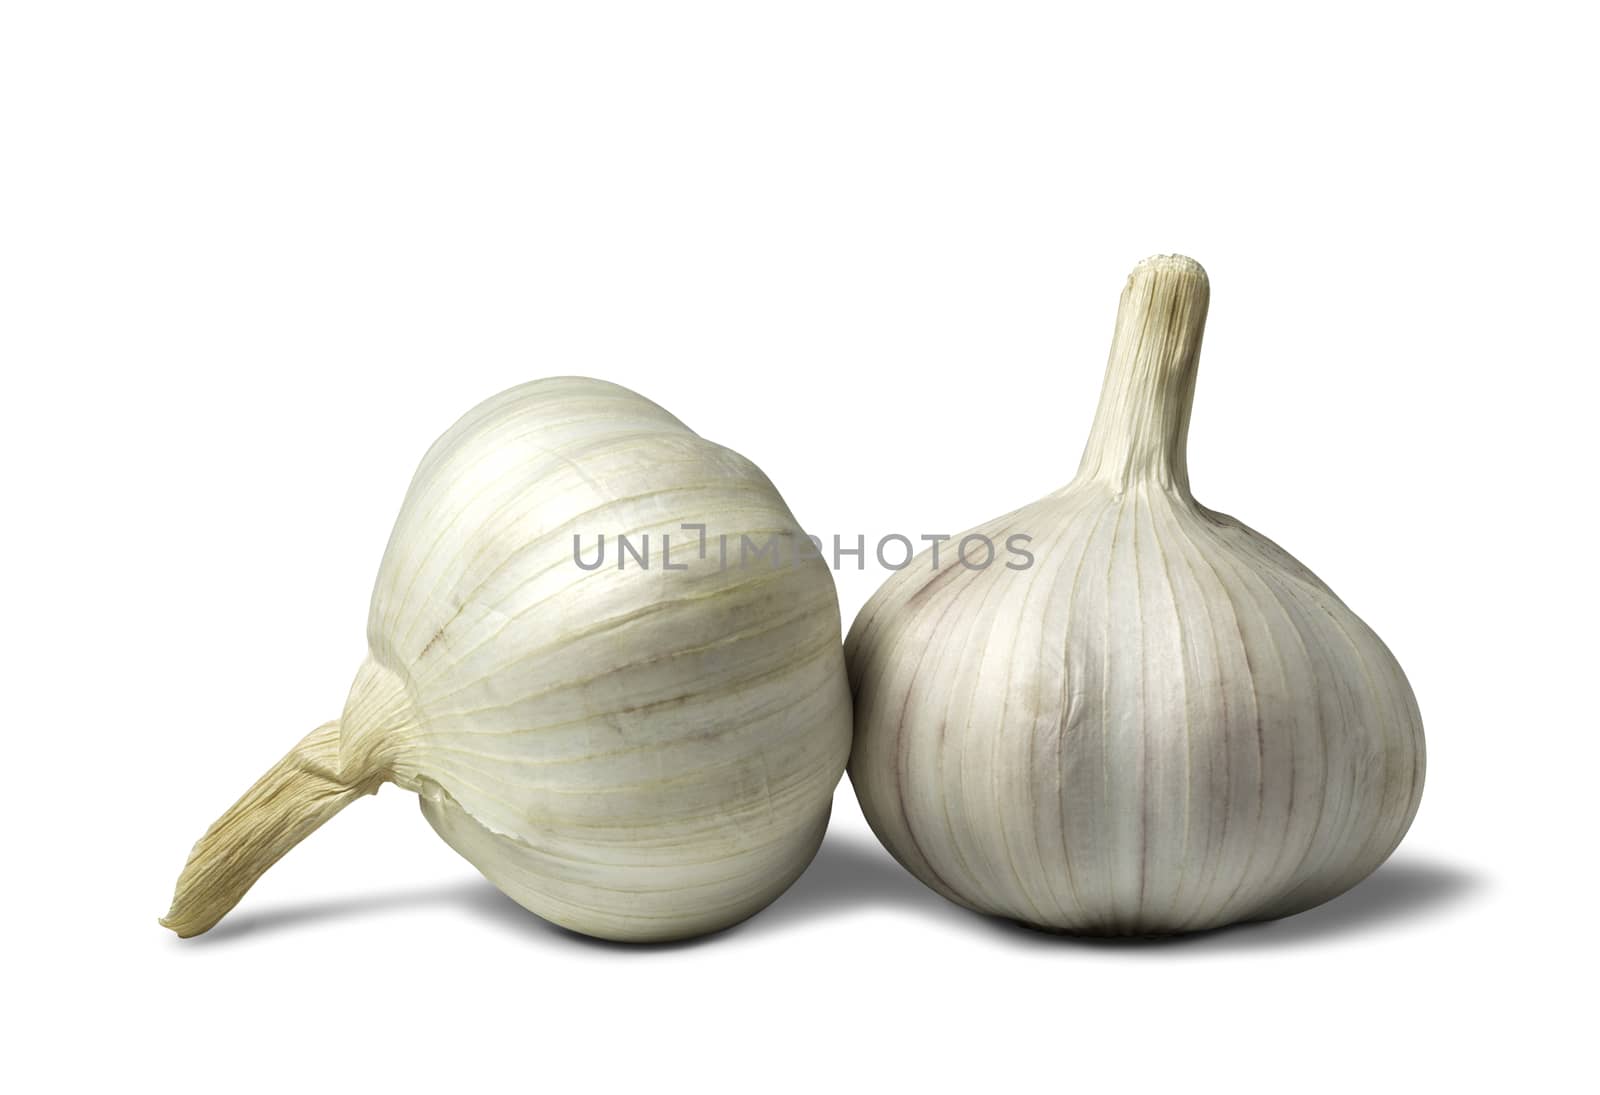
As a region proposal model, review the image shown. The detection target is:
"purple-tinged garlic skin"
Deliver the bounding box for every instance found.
[847,257,1424,935]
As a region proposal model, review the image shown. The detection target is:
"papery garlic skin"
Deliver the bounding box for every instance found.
[165,378,851,942]
[846,257,1424,935]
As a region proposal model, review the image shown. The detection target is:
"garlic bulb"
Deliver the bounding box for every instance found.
[846,256,1424,935]
[163,377,851,942]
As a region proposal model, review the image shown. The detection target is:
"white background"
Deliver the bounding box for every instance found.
[4,2,1596,1091]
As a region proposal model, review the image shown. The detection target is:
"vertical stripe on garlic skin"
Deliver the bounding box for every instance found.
[846,256,1424,935]
[164,377,852,942]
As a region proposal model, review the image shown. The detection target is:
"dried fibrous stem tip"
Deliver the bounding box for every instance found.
[161,721,379,938]
[1123,253,1210,329]
[1132,253,1208,282]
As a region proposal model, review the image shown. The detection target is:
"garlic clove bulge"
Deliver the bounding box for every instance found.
[846,256,1425,935]
[164,377,852,942]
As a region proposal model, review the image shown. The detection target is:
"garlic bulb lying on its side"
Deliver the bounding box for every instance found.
[847,256,1424,935]
[163,378,852,942]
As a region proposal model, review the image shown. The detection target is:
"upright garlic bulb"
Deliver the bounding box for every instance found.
[164,377,851,942]
[847,256,1424,935]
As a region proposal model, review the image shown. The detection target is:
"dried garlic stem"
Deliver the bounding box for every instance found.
[1075,253,1209,494]
[161,721,381,937]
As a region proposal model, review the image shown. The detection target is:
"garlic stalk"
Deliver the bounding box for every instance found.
[164,378,852,942]
[846,256,1425,935]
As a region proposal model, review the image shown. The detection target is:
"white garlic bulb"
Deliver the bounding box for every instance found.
[847,256,1425,935]
[164,377,851,942]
